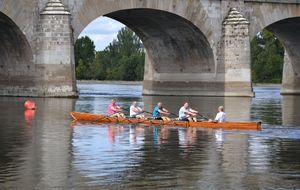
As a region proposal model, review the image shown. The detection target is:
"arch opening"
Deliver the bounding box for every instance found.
[75,8,216,96]
[76,19,145,81]
[263,17,300,95]
[0,12,34,95]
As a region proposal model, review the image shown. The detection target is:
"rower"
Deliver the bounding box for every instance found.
[130,101,145,119]
[214,106,226,123]
[152,102,171,121]
[107,99,125,118]
[178,102,198,122]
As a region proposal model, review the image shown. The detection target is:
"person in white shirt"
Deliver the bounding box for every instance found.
[214,106,226,123]
[130,101,145,119]
[178,102,198,122]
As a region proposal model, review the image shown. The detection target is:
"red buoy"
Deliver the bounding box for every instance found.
[24,100,36,110]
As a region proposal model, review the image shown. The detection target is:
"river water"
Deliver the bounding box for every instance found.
[0,83,299,189]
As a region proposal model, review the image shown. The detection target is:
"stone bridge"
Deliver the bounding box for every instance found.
[0,0,300,97]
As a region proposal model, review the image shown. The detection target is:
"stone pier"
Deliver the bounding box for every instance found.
[35,0,77,97]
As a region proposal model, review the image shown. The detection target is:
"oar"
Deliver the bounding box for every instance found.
[143,110,153,115]
[197,113,209,121]
[147,110,178,118]
[168,112,178,118]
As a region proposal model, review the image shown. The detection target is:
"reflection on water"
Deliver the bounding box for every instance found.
[24,109,36,126]
[71,124,300,189]
[251,86,282,125]
[0,98,75,189]
[0,83,299,189]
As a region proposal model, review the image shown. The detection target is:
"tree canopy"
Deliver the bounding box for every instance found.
[74,27,145,81]
[251,29,284,83]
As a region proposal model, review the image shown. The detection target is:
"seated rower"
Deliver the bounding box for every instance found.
[130,101,145,119]
[179,102,198,122]
[107,99,125,118]
[214,106,226,123]
[152,102,171,121]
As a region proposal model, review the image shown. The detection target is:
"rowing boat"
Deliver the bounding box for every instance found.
[70,112,262,130]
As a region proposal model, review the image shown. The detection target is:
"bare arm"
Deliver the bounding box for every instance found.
[159,108,170,115]
[132,107,140,112]
[132,107,143,113]
[185,110,197,116]
[189,108,198,113]
[162,108,169,113]
[115,106,123,112]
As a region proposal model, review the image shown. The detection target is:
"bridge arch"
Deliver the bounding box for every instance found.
[75,6,216,95]
[0,11,35,96]
[266,17,300,94]
[245,2,300,94]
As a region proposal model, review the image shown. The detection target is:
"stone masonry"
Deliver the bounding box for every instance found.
[222,8,253,97]
[35,0,77,97]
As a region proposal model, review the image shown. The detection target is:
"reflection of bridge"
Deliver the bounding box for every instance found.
[1,0,300,97]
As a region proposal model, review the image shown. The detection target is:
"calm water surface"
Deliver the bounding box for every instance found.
[0,83,300,189]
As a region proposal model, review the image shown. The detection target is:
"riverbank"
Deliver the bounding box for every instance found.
[253,83,281,87]
[78,80,280,87]
[77,80,142,85]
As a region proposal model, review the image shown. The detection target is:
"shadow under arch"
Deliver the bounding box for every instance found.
[0,11,35,96]
[105,8,214,74]
[78,8,215,96]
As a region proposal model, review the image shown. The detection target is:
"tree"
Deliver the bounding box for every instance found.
[100,27,145,81]
[91,52,106,80]
[74,27,145,81]
[76,59,87,80]
[116,27,142,56]
[74,36,96,67]
[251,30,284,83]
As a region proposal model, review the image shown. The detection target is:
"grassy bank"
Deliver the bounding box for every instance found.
[253,83,281,87]
[78,80,281,87]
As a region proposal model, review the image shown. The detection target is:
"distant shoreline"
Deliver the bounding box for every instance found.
[253,83,281,87]
[77,80,142,85]
[78,80,280,87]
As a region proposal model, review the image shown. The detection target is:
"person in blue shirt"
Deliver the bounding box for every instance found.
[152,102,171,121]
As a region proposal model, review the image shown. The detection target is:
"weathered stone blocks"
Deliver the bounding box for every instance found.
[35,0,77,97]
[221,8,254,97]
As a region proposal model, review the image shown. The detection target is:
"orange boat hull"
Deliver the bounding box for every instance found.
[70,112,262,131]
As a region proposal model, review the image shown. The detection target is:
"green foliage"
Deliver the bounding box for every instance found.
[91,52,106,80]
[251,29,284,83]
[75,36,96,67]
[76,59,88,80]
[75,27,145,81]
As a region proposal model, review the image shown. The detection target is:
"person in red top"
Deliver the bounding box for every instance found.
[107,99,125,118]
